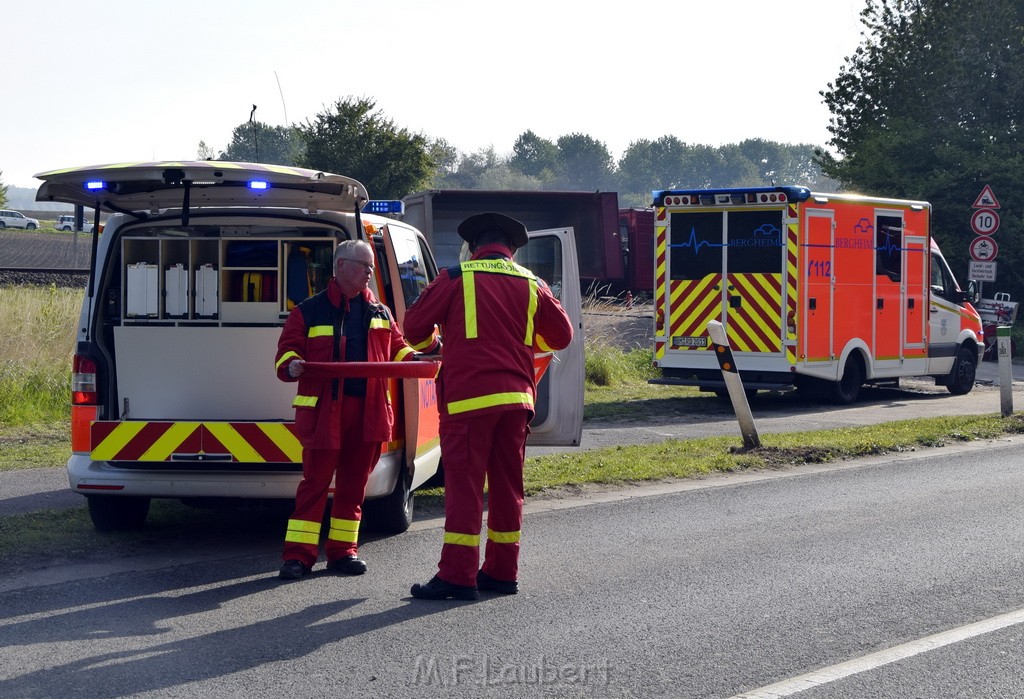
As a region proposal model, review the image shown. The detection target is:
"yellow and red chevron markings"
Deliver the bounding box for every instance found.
[90,421,303,463]
[654,208,668,359]
[786,207,800,362]
[668,275,722,349]
[724,273,783,353]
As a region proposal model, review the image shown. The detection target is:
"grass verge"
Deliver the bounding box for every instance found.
[0,424,70,470]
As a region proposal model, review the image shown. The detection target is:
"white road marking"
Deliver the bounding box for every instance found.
[731,606,1024,698]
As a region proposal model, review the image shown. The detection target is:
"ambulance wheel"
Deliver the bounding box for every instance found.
[947,346,977,395]
[363,472,414,534]
[87,495,151,532]
[830,356,863,405]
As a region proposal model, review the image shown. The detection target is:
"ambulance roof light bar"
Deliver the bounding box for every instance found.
[653,186,812,207]
[362,200,405,215]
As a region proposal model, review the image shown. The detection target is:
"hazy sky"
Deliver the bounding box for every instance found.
[4,0,866,190]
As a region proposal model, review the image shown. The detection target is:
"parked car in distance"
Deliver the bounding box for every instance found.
[55,214,94,232]
[0,210,40,229]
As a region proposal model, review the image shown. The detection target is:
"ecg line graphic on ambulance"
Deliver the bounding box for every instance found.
[671,225,783,254]
[669,227,723,255]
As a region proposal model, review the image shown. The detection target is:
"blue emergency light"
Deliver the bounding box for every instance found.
[248,180,270,190]
[85,181,106,191]
[362,200,405,215]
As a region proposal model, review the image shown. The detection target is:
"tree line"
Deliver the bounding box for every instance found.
[203,98,837,209]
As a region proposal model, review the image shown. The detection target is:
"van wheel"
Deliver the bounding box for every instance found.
[947,346,977,395]
[830,355,863,405]
[363,473,413,534]
[87,495,151,532]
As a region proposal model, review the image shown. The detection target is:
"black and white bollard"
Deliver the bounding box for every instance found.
[707,320,760,448]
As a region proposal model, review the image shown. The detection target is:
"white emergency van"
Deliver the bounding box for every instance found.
[35,161,584,532]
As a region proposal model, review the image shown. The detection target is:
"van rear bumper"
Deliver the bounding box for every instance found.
[66,452,402,500]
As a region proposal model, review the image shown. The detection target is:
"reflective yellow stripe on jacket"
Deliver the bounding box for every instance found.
[460,259,537,342]
[276,350,301,370]
[293,395,318,408]
[446,391,533,415]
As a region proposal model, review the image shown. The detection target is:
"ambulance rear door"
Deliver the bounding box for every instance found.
[660,200,788,360]
[516,227,584,446]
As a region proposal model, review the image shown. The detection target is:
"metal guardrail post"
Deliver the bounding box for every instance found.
[707,320,760,448]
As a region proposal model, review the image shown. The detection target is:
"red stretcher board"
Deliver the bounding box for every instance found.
[301,360,441,379]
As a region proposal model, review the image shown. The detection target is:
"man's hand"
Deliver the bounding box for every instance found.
[288,359,306,378]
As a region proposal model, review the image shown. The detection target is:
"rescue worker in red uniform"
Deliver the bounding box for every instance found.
[275,239,428,580]
[404,212,574,600]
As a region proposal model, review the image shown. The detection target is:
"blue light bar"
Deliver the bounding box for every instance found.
[362,200,405,215]
[85,181,105,191]
[248,180,269,190]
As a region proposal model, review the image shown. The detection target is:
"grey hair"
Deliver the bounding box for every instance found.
[334,239,372,268]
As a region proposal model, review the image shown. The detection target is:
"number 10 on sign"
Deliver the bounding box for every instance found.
[971,208,1000,236]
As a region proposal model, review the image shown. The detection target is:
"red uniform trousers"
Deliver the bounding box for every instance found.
[437,409,529,587]
[282,396,382,567]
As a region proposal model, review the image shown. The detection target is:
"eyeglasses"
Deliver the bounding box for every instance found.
[340,258,374,273]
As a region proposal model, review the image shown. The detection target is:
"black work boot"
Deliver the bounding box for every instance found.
[410,575,479,601]
[477,570,518,595]
[279,559,311,580]
[325,554,367,575]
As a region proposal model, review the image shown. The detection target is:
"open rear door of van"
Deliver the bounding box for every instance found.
[517,227,584,446]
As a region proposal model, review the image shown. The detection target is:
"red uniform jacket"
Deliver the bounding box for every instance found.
[402,243,574,419]
[275,280,417,448]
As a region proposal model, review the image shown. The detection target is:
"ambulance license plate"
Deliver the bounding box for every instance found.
[673,336,708,348]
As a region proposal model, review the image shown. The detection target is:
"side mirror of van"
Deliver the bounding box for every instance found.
[959,279,980,305]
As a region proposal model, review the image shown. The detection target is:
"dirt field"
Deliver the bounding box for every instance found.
[0,230,92,268]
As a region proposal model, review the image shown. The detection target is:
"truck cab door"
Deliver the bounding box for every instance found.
[515,227,584,446]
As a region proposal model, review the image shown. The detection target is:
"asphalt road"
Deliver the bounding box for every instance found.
[3,436,1024,697]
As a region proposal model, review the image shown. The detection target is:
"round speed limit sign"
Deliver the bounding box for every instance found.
[971,208,1000,236]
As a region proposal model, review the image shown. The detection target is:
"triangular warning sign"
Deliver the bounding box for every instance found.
[973,184,1000,209]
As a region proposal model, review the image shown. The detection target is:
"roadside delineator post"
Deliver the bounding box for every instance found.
[707,320,760,448]
[998,325,1013,417]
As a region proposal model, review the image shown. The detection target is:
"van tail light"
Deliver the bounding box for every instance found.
[72,354,98,405]
[71,354,99,453]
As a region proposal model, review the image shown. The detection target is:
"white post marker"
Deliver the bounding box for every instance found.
[707,320,760,448]
[998,325,1013,417]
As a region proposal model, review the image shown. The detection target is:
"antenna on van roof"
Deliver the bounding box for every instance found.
[249,104,259,163]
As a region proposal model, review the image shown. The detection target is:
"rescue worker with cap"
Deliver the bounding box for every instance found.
[275,239,434,580]
[404,212,574,600]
